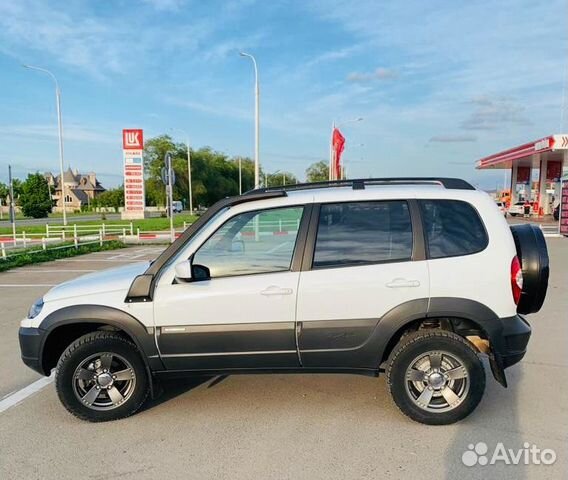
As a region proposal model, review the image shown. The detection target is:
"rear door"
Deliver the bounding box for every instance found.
[296,200,430,368]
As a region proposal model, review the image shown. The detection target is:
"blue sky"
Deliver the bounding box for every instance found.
[0,0,566,189]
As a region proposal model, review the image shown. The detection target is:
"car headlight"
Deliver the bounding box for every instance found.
[28,298,44,319]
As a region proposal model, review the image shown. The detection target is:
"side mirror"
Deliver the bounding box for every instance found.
[174,260,211,283]
[174,260,192,281]
[191,264,211,281]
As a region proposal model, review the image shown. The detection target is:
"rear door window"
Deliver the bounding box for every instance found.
[419,199,488,259]
[313,201,413,268]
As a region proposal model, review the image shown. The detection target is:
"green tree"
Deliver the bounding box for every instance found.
[0,182,8,202]
[12,178,23,197]
[19,173,52,218]
[305,161,328,183]
[265,171,298,187]
[143,135,257,208]
[92,187,124,210]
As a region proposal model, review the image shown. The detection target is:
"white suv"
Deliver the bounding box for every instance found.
[19,178,549,424]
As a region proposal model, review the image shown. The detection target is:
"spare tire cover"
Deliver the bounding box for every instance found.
[510,224,549,314]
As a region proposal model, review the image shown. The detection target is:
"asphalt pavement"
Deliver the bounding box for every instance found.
[0,242,566,479]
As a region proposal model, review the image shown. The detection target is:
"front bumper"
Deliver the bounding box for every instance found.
[488,314,531,387]
[19,327,49,376]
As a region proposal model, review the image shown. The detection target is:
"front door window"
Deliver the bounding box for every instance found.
[193,206,304,278]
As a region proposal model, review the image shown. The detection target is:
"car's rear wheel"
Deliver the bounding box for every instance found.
[387,330,485,425]
[55,331,149,422]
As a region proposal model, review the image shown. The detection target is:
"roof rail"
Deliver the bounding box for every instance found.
[247,177,475,194]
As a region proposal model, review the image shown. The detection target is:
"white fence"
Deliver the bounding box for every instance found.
[0,232,116,261]
[0,217,306,255]
[0,221,195,253]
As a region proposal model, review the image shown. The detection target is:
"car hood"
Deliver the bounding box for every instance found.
[44,262,150,302]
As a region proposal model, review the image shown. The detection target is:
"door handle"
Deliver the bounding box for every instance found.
[260,285,294,296]
[386,278,421,288]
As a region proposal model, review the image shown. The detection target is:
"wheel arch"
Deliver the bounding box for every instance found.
[38,305,162,375]
[376,298,502,371]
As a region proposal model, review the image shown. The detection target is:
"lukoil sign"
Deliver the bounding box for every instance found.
[123,129,144,150]
[121,129,145,219]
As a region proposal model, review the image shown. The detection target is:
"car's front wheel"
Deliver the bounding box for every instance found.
[55,331,149,422]
[387,330,485,425]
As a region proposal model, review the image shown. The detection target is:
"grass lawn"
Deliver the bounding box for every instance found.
[0,213,197,236]
[0,240,125,272]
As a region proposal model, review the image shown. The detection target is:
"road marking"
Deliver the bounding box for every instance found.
[0,374,54,414]
[0,284,56,287]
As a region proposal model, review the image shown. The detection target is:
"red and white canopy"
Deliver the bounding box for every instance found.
[476,134,568,170]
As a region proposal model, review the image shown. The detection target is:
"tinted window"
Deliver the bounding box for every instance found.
[313,201,413,268]
[194,206,304,277]
[419,200,488,259]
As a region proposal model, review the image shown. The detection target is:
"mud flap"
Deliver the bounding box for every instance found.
[489,354,508,388]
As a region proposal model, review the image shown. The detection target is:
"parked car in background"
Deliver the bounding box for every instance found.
[508,201,526,217]
[172,201,183,213]
[496,202,507,216]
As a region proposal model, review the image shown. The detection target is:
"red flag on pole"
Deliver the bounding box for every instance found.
[332,127,345,180]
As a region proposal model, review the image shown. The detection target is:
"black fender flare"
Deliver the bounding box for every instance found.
[374,297,508,385]
[39,305,164,373]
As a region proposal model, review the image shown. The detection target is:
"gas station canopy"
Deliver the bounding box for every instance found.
[476,134,568,170]
[475,134,567,215]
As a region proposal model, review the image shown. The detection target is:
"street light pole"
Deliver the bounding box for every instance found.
[8,165,16,243]
[185,138,192,213]
[239,52,260,189]
[171,128,193,213]
[239,157,242,194]
[23,65,67,226]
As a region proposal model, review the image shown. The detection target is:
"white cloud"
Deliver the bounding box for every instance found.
[347,67,398,82]
[0,0,222,79]
[429,134,477,143]
[461,97,532,131]
[0,124,116,144]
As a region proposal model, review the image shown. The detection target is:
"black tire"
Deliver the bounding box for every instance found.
[387,330,485,425]
[55,331,150,422]
[510,224,549,314]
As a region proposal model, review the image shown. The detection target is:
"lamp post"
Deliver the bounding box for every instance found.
[171,128,193,213]
[329,117,363,180]
[23,65,67,225]
[239,52,260,189]
[238,157,242,194]
[8,165,16,243]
